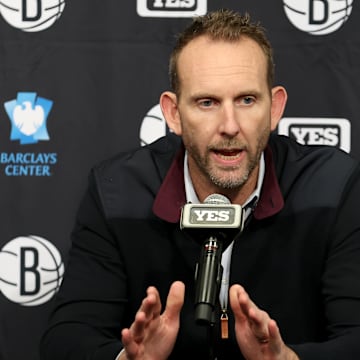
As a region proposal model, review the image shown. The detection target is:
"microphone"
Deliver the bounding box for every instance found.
[180,194,243,325]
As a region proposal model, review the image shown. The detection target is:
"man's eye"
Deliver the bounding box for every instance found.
[242,97,255,105]
[199,99,213,107]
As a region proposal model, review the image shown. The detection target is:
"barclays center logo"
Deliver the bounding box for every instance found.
[0,0,65,32]
[2,92,58,177]
[283,0,353,35]
[4,92,53,145]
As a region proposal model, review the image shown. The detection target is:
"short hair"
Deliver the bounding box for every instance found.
[169,9,275,96]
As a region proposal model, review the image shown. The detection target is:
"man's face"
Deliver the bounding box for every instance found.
[175,35,274,193]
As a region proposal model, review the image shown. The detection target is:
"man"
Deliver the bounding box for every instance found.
[40,9,360,360]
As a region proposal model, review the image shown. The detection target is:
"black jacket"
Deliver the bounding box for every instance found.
[40,133,360,359]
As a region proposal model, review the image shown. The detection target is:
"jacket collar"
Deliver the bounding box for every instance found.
[153,144,284,223]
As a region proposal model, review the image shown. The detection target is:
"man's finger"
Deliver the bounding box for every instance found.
[129,288,160,338]
[229,284,250,321]
[230,284,271,341]
[121,328,138,359]
[163,281,185,321]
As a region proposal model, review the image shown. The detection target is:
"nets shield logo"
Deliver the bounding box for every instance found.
[283,0,353,35]
[278,117,351,153]
[0,235,64,306]
[0,0,65,32]
[137,0,206,17]
[4,92,53,145]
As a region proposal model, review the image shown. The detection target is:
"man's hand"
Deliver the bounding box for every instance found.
[120,281,185,360]
[229,284,299,360]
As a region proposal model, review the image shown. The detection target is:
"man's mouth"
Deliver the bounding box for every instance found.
[213,148,243,160]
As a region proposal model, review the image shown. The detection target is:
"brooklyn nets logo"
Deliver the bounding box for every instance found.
[283,0,353,35]
[140,104,172,146]
[0,235,64,306]
[0,0,65,32]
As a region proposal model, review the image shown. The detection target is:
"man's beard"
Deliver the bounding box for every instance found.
[185,131,269,190]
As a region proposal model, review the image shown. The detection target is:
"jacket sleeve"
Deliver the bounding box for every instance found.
[39,170,125,360]
[291,165,360,359]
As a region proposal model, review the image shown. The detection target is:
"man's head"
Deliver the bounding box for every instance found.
[160,9,287,203]
[169,9,275,97]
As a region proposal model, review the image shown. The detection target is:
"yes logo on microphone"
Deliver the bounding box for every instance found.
[192,209,231,223]
[4,92,53,145]
[181,203,243,229]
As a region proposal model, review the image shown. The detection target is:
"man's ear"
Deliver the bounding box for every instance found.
[270,86,288,131]
[160,91,182,135]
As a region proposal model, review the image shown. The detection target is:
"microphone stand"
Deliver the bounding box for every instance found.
[194,236,223,360]
[194,237,223,324]
[207,310,217,360]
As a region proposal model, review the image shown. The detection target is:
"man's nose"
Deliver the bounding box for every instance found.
[218,104,240,137]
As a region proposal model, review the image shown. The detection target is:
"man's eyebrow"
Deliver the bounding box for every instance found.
[189,90,262,101]
[189,93,215,100]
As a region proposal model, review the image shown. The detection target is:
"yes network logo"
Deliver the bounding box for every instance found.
[4,92,53,145]
[278,117,351,153]
[137,0,206,17]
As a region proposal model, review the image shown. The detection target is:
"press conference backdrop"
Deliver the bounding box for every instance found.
[0,1,358,359]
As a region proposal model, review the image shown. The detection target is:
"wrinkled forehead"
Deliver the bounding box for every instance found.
[177,36,269,92]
